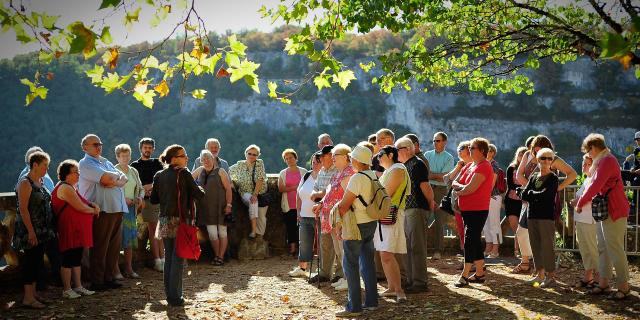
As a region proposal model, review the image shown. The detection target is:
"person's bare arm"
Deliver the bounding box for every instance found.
[516,151,530,186]
[455,173,487,196]
[384,169,404,198]
[420,181,435,210]
[99,171,127,188]
[17,180,37,246]
[553,157,578,191]
[337,190,358,216]
[219,169,233,213]
[58,184,96,214]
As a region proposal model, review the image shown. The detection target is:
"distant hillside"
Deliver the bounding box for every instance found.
[0,28,637,191]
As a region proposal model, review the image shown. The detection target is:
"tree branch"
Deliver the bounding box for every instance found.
[619,0,639,19]
[588,0,624,33]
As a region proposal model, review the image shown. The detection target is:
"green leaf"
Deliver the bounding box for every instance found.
[34,87,48,99]
[99,0,122,9]
[85,65,105,84]
[25,93,37,106]
[244,74,260,94]
[599,32,629,58]
[38,51,54,64]
[124,7,142,28]
[332,70,356,90]
[279,97,292,104]
[267,81,277,98]
[191,89,207,99]
[225,52,240,68]
[41,14,59,30]
[359,61,375,73]
[204,53,222,74]
[100,26,112,45]
[140,55,159,68]
[228,34,247,56]
[636,67,640,79]
[313,74,331,90]
[100,72,120,94]
[177,0,188,9]
[14,24,34,43]
[20,78,36,91]
[133,90,156,109]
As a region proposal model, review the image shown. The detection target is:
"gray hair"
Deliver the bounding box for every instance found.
[81,134,100,147]
[395,137,414,153]
[317,133,332,145]
[205,138,221,149]
[200,149,214,161]
[24,146,43,164]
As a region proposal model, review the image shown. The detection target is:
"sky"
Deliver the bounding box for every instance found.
[0,0,285,59]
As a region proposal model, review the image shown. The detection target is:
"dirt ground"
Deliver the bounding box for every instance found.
[1,254,639,320]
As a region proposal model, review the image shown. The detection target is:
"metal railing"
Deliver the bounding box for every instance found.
[556,185,640,256]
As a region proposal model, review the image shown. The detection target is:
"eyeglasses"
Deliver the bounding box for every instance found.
[89,142,103,147]
[433,139,442,143]
[397,147,408,150]
[247,153,258,157]
[538,156,554,161]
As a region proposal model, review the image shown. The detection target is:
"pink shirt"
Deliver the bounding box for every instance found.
[576,154,629,221]
[285,169,302,210]
[322,165,355,233]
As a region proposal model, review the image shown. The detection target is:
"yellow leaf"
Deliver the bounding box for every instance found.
[102,47,119,70]
[616,53,633,70]
[154,80,169,97]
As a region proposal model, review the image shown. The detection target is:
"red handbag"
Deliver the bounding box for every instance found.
[175,168,201,260]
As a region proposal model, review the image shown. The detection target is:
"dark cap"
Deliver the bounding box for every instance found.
[321,145,334,155]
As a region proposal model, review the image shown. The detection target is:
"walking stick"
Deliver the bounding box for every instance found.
[315,213,322,288]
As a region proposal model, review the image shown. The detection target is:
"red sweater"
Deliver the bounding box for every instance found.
[576,154,629,221]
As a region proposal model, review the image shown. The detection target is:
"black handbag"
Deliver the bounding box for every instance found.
[591,179,617,222]
[439,187,455,215]
[252,163,270,207]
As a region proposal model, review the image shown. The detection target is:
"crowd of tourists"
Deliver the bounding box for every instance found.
[11,129,639,315]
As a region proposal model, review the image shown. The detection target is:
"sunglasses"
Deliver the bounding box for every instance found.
[538,156,554,161]
[90,142,103,147]
[433,139,442,143]
[247,153,258,157]
[635,138,640,141]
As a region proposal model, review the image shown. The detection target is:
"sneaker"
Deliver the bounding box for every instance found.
[330,275,341,283]
[335,310,362,318]
[396,293,408,303]
[62,289,81,299]
[73,287,95,296]
[248,232,256,239]
[486,252,499,259]
[128,272,141,279]
[154,260,163,272]
[308,274,330,284]
[113,273,124,281]
[362,305,379,311]
[331,278,343,288]
[432,252,441,260]
[540,277,556,288]
[288,267,307,277]
[525,276,544,286]
[334,278,348,291]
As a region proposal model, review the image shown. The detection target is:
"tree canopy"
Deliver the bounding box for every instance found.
[2,0,639,108]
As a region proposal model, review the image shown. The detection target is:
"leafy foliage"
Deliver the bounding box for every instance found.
[264,0,640,96]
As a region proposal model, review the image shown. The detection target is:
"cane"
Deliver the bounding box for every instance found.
[315,212,322,288]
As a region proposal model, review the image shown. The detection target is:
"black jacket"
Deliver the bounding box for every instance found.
[150,166,205,221]
[517,172,559,220]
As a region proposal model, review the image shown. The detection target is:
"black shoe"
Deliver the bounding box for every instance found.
[89,283,109,292]
[105,281,122,289]
[331,276,341,283]
[308,275,330,284]
[404,285,429,294]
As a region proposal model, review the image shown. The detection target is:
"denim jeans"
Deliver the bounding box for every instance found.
[298,217,316,262]
[342,221,378,312]
[163,238,185,305]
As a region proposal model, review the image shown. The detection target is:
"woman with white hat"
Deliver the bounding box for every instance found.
[333,144,379,318]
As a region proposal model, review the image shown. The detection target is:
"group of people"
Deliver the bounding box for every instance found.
[11,129,637,313]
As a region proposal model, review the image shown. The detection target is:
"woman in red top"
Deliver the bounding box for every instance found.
[451,138,494,287]
[51,160,100,299]
[576,134,631,300]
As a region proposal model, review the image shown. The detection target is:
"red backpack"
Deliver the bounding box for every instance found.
[496,167,507,194]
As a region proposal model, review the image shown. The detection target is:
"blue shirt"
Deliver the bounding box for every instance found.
[78,153,128,214]
[424,149,455,186]
[18,165,55,193]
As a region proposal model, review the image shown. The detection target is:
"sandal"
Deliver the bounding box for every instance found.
[574,279,595,289]
[607,289,631,300]
[454,275,470,288]
[468,273,486,284]
[22,300,46,309]
[587,286,612,295]
[511,262,530,274]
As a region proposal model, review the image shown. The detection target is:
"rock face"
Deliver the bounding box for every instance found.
[198,54,638,161]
